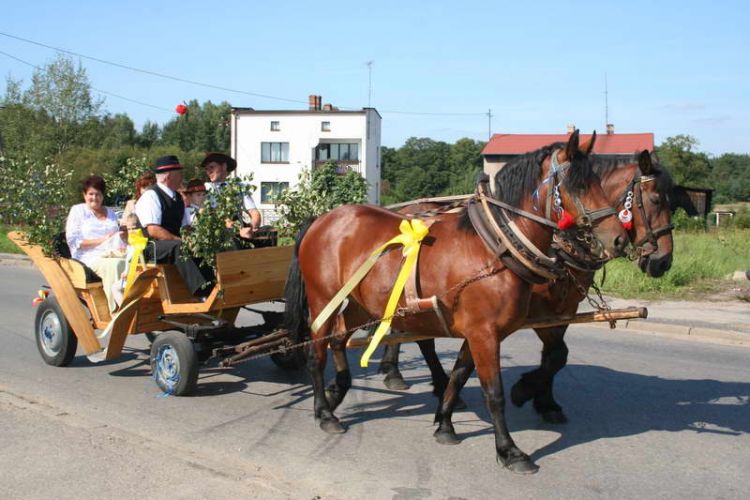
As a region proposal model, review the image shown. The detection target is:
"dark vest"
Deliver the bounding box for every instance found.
[149,185,185,237]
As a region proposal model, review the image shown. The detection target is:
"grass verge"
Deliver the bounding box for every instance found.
[597,229,749,299]
[0,226,22,254]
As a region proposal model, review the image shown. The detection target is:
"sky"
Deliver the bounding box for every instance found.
[1,0,748,154]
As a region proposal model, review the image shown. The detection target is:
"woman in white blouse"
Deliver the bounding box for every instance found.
[65,175,127,311]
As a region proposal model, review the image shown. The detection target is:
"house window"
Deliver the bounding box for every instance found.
[315,143,360,161]
[321,121,331,132]
[261,142,289,163]
[270,121,280,131]
[260,182,289,204]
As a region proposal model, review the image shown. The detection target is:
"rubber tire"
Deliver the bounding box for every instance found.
[144,332,158,344]
[150,332,199,396]
[270,348,307,371]
[35,296,78,367]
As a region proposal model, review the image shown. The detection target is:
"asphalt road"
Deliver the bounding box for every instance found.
[0,265,748,499]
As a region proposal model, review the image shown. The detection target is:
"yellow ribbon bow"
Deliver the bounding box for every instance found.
[309,218,430,368]
[123,230,149,296]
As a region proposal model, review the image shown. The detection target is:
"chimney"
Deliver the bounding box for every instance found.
[323,103,333,111]
[308,95,322,111]
[566,123,576,134]
[606,123,615,135]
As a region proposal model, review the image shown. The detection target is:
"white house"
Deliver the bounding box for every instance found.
[230,95,382,223]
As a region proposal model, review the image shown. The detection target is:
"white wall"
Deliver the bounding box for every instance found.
[231,109,381,213]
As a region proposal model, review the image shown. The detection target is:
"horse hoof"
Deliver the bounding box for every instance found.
[384,373,409,391]
[541,409,568,424]
[434,429,461,445]
[510,382,531,408]
[498,454,539,475]
[507,458,539,475]
[319,418,346,434]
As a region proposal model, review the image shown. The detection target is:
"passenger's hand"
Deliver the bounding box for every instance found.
[224,218,234,229]
[239,227,254,239]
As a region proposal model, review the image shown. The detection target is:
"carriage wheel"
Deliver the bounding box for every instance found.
[35,297,78,367]
[150,332,198,396]
[144,332,158,344]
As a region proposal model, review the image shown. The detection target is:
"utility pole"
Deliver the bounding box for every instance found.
[366,60,374,107]
[487,109,493,140]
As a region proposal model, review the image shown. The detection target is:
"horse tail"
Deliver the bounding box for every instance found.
[283,218,316,344]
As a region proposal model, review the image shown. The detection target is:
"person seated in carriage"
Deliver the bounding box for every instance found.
[180,178,208,225]
[65,175,128,311]
[134,155,214,297]
[201,152,262,241]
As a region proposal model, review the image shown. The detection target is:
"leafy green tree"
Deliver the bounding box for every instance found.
[24,54,104,156]
[656,135,712,187]
[136,121,161,148]
[711,153,750,203]
[275,161,368,238]
[160,100,231,151]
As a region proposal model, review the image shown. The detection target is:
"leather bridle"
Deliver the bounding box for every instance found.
[619,174,674,257]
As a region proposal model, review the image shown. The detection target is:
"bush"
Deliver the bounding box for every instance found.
[672,207,705,232]
[275,161,368,239]
[0,155,73,256]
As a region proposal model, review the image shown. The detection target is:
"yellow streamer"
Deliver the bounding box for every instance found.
[124,229,148,296]
[308,219,430,368]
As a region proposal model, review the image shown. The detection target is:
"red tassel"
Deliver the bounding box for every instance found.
[623,220,633,231]
[557,210,576,230]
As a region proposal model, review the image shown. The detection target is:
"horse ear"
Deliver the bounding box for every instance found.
[638,149,654,175]
[563,129,580,162]
[579,131,596,155]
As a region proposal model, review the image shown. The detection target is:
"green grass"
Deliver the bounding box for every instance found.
[598,229,750,299]
[0,226,22,254]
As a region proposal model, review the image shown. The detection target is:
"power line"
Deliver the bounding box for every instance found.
[0,31,308,105]
[0,31,490,117]
[0,49,173,113]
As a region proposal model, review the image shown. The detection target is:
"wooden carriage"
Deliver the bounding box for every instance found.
[8,231,303,396]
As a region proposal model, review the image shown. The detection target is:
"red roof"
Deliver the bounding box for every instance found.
[482,133,654,156]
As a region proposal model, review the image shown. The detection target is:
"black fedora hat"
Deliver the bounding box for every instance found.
[201,152,237,173]
[154,155,183,173]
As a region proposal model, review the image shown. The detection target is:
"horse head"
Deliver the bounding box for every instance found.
[541,130,628,259]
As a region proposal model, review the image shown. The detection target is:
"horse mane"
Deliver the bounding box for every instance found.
[592,154,674,203]
[458,142,594,231]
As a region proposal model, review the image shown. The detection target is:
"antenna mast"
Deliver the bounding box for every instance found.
[604,72,609,127]
[366,60,374,107]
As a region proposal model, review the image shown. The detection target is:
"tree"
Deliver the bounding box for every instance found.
[711,154,750,203]
[160,100,231,151]
[24,54,104,155]
[275,162,368,238]
[656,135,712,187]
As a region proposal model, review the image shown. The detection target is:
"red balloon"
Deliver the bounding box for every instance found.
[175,103,188,115]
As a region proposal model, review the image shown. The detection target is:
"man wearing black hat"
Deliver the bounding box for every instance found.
[135,155,212,296]
[202,152,261,239]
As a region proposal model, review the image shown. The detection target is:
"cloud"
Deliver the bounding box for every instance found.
[659,102,707,112]
[691,115,731,125]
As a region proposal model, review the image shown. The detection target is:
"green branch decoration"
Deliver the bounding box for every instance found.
[180,174,256,271]
[0,155,73,256]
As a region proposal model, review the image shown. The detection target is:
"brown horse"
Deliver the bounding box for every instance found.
[379,152,676,411]
[284,131,628,473]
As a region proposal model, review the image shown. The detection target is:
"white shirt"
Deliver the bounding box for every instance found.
[205,181,257,211]
[65,204,124,267]
[135,183,190,230]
